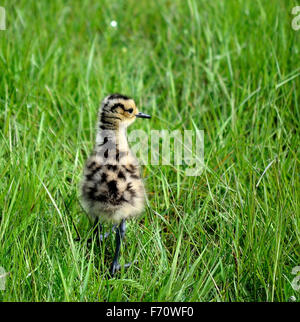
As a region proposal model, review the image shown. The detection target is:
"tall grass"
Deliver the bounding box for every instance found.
[0,0,299,301]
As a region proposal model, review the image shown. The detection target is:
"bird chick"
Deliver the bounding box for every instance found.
[80,93,151,276]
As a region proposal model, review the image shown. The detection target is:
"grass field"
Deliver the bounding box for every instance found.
[0,0,299,302]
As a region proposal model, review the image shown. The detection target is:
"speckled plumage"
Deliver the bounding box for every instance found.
[80,94,147,224]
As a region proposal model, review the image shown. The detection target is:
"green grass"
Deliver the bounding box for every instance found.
[0,0,299,302]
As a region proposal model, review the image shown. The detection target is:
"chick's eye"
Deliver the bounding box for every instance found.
[128,108,133,113]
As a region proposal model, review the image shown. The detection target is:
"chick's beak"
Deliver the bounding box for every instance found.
[136,112,151,119]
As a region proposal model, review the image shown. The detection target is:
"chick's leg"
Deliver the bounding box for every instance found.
[110,219,126,276]
[92,217,118,244]
[76,218,116,245]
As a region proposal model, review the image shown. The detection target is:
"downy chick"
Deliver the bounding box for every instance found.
[80,93,151,276]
